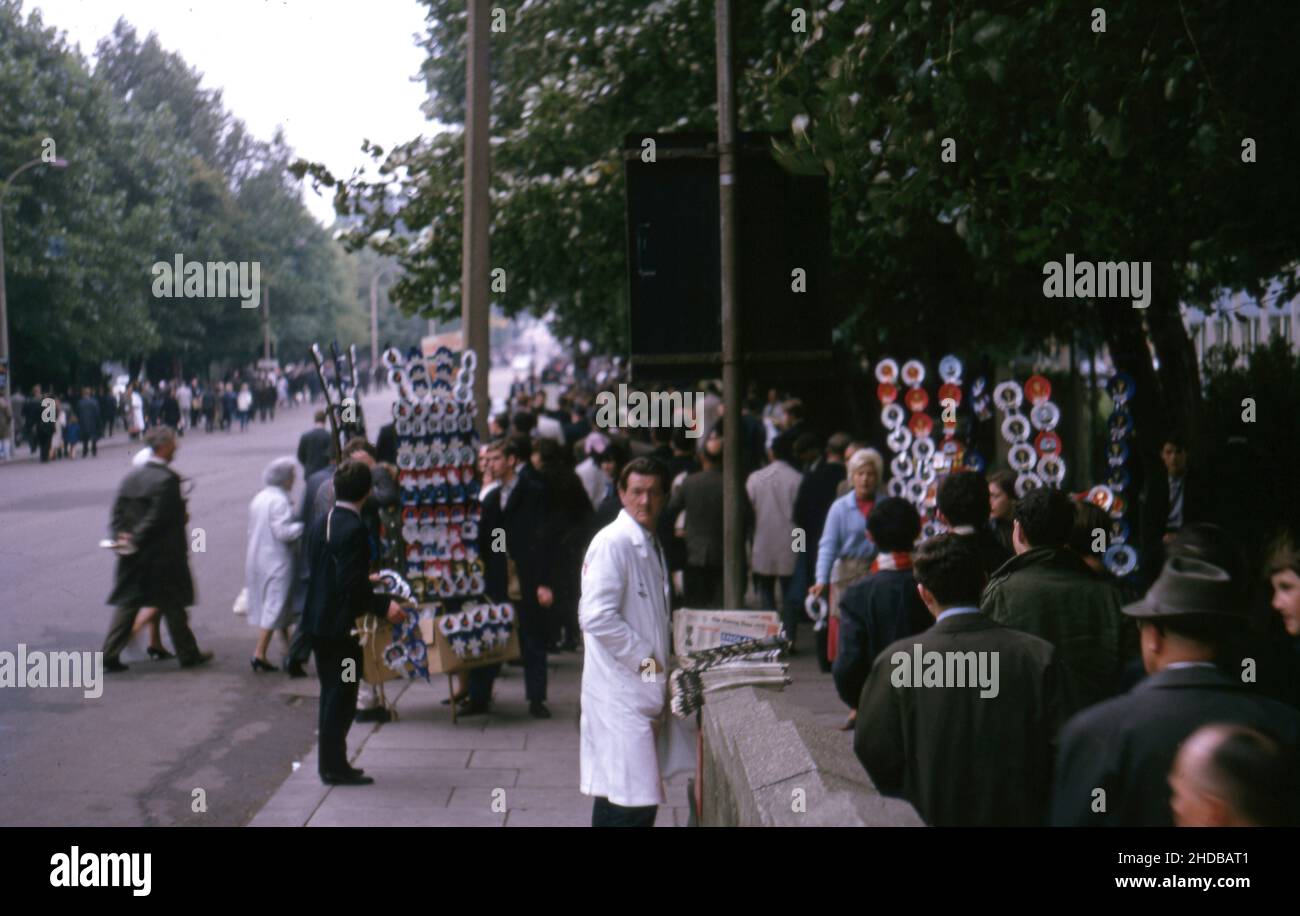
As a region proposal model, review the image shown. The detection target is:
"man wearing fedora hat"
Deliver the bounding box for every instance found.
[1050,556,1300,826]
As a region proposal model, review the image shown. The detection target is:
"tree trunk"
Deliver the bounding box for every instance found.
[1145,261,1204,449]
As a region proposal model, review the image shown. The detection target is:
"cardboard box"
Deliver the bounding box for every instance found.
[354,615,403,684]
[672,609,782,658]
[419,614,521,674]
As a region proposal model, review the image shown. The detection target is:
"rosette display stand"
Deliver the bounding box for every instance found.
[371,345,519,723]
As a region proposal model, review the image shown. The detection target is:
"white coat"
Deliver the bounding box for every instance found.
[579,509,695,807]
[245,485,304,630]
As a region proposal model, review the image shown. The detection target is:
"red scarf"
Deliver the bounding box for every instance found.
[856,496,875,519]
[871,552,913,573]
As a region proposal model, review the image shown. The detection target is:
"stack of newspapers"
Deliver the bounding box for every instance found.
[669,633,791,718]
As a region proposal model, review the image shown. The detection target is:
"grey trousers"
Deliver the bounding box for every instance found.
[102,605,201,663]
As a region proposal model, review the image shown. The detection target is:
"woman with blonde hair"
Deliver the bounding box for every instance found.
[247,456,304,672]
[808,447,886,664]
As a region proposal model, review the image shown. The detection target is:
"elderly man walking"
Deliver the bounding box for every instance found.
[579,456,694,827]
[101,426,213,672]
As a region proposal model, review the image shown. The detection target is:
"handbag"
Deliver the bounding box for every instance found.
[232,587,249,616]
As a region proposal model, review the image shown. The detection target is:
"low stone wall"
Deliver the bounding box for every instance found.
[700,686,925,827]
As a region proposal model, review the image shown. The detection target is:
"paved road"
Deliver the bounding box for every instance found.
[0,393,394,826]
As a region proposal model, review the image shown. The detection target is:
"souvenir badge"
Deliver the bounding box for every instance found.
[1109,519,1131,545]
[906,478,928,504]
[938,355,963,384]
[877,382,899,405]
[921,520,946,540]
[1104,543,1139,577]
[382,347,404,369]
[1106,467,1131,492]
[971,377,987,398]
[890,454,914,481]
[886,425,912,454]
[1087,485,1115,512]
[918,460,937,486]
[1107,441,1130,467]
[937,382,962,408]
[1008,443,1038,472]
[461,349,478,373]
[875,358,899,384]
[908,413,934,439]
[963,450,986,473]
[1109,494,1128,519]
[904,386,929,413]
[1001,413,1031,444]
[1024,374,1052,405]
[973,394,993,422]
[1030,401,1060,432]
[993,380,1023,413]
[1107,371,1135,405]
[886,478,908,498]
[911,437,936,464]
[1014,471,1045,498]
[394,399,412,420]
[1037,454,1066,486]
[1034,430,1062,456]
[881,403,906,431]
[901,360,926,387]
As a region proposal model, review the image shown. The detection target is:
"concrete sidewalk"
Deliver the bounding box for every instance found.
[248,648,693,827]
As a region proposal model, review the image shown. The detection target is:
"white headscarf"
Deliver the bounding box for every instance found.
[263,456,297,490]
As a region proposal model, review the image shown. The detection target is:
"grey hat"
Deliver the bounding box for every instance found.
[1122,556,1239,619]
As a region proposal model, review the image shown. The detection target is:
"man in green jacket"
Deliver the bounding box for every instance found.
[981,487,1130,712]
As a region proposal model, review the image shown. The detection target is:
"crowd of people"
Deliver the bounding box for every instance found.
[87,358,1300,825]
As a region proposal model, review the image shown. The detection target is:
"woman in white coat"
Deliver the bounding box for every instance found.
[578,459,695,826]
[247,456,304,672]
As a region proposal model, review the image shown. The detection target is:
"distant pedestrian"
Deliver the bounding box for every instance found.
[936,471,1012,576]
[247,457,305,672]
[221,384,237,431]
[0,395,12,461]
[665,438,728,608]
[236,384,253,431]
[745,437,802,614]
[988,469,1017,556]
[127,385,144,439]
[77,387,102,457]
[101,426,213,672]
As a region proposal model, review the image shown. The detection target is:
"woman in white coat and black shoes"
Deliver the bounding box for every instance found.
[579,456,695,827]
[247,456,305,671]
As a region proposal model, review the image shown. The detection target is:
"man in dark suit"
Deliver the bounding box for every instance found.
[665,439,727,608]
[937,471,1012,575]
[301,459,407,786]
[833,498,931,710]
[1050,556,1300,826]
[76,387,102,458]
[374,419,397,465]
[297,409,335,479]
[463,436,555,718]
[1139,435,1212,584]
[855,534,1068,826]
[102,426,212,671]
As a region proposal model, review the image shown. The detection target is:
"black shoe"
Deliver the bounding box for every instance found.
[456,698,490,717]
[250,657,277,673]
[284,660,308,678]
[105,658,129,673]
[529,701,552,719]
[180,651,214,669]
[321,771,374,786]
[147,646,174,661]
[355,707,391,724]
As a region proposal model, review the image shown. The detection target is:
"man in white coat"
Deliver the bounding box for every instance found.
[579,456,694,827]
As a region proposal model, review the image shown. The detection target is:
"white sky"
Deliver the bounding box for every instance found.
[30,0,439,225]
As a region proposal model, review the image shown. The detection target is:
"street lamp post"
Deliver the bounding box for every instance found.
[0,156,68,444]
